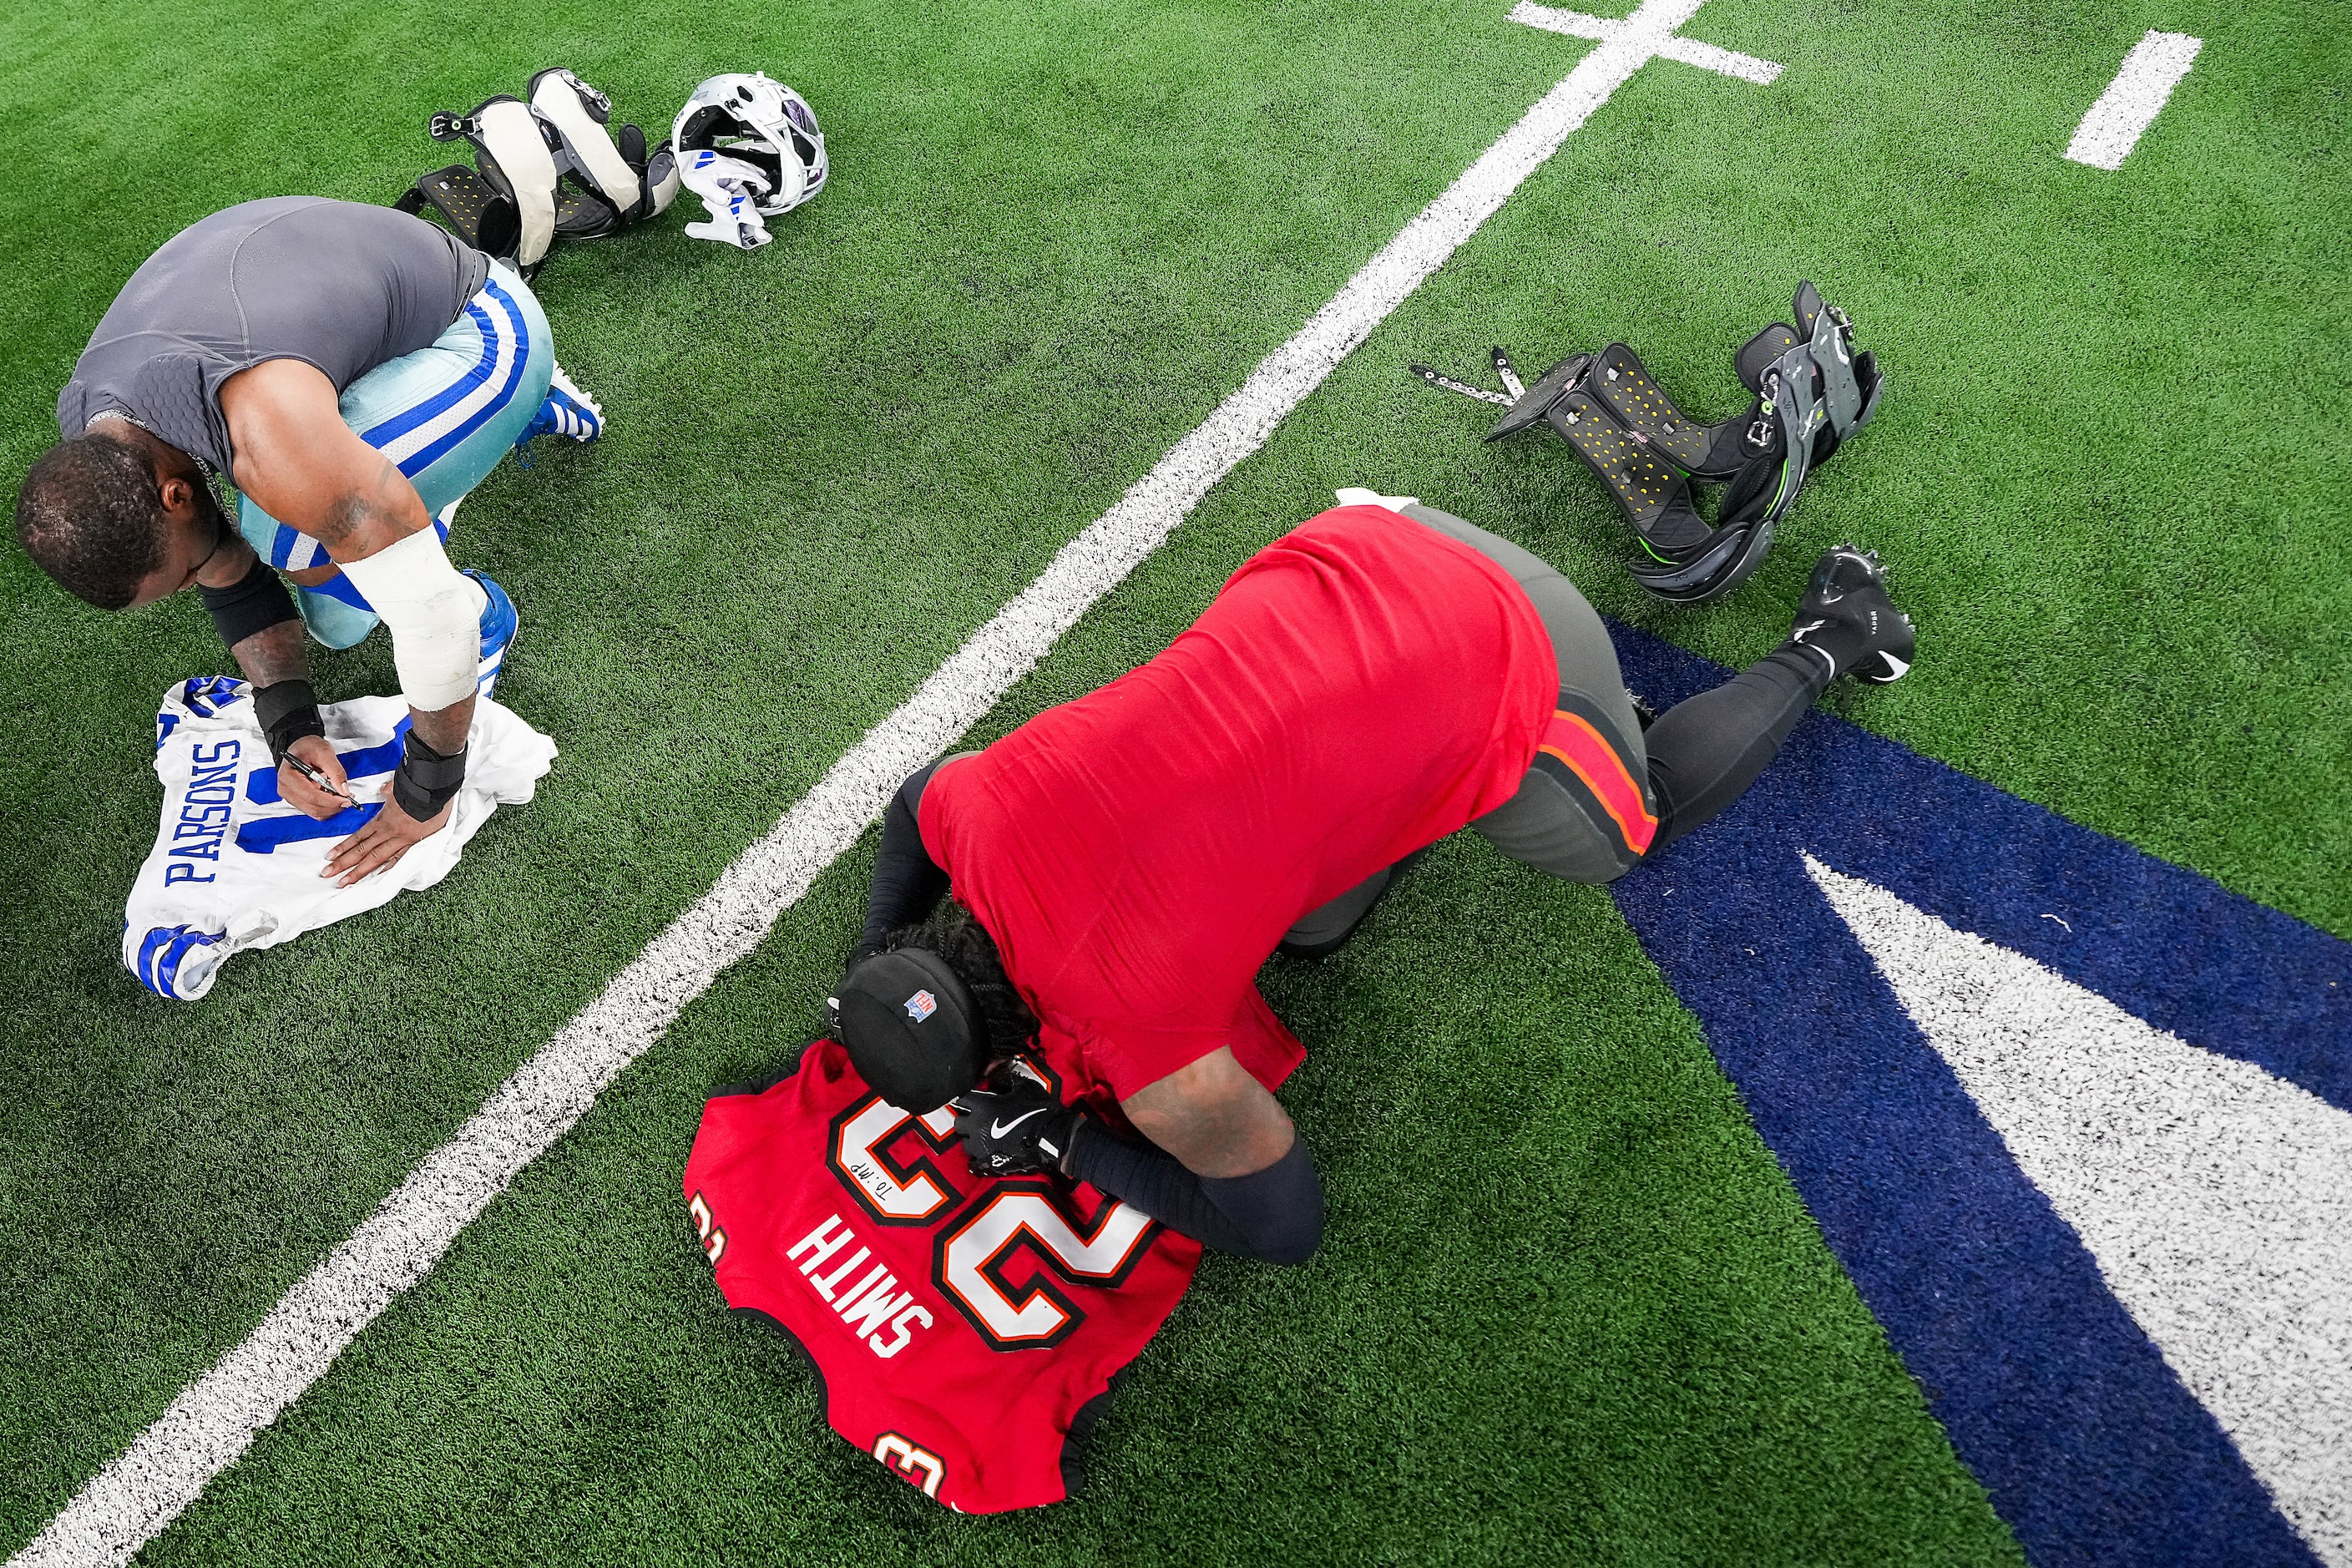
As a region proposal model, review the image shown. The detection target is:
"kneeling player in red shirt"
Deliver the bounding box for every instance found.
[832,496,1914,1264]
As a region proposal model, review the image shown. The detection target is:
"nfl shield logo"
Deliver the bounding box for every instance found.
[903,989,937,1024]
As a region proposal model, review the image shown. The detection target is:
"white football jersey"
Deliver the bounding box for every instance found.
[124,676,557,999]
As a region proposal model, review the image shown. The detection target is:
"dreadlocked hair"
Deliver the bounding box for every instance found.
[15,433,170,609]
[885,896,1038,1057]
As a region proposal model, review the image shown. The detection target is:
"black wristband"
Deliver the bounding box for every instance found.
[197,554,299,650]
[392,729,468,820]
[252,680,326,765]
[1058,1115,1091,1176]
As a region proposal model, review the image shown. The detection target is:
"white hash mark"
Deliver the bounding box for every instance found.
[2065,30,2203,170]
[1511,1,1783,85]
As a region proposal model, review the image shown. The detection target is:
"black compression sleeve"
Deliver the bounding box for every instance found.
[858,762,948,956]
[1642,648,1826,849]
[1065,1126,1323,1264]
[197,554,299,650]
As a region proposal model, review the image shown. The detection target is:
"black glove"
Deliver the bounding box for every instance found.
[953,1077,1084,1178]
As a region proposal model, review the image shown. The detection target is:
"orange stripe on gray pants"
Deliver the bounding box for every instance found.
[1399,504,1657,884]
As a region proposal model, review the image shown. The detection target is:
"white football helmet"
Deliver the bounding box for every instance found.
[672,73,827,218]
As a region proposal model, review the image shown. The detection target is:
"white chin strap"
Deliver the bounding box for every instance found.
[746,146,812,215]
[680,149,778,249]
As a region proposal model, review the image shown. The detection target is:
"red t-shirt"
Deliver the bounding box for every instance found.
[919,505,1556,1099]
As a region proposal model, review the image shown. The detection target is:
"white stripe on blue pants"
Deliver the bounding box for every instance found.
[235,260,553,649]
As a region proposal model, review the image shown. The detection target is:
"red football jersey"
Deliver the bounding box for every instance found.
[683,1037,1204,1512]
[920,504,1556,1100]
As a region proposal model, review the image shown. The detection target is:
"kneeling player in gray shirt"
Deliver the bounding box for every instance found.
[17,196,602,887]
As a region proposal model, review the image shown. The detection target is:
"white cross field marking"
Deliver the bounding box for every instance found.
[2065,30,2203,169]
[1511,1,1784,85]
[5,8,1782,1565]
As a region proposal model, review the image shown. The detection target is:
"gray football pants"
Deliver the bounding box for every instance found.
[1280,503,1824,952]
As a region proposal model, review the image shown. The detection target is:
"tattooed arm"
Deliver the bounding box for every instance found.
[218,360,476,882]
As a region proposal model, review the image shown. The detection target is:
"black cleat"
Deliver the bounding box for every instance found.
[1788,545,1914,685]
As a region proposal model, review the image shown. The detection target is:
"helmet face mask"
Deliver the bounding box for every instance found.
[673,73,826,217]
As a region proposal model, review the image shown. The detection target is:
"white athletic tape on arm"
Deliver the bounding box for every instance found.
[336,529,485,711]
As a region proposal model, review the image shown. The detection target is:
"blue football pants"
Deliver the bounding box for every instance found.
[235,260,553,649]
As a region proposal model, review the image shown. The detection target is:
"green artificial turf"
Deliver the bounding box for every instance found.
[135,837,2014,1567]
[0,0,2341,1559]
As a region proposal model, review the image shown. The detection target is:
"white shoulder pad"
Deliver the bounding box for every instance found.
[473,98,559,266]
[643,143,680,217]
[529,68,642,215]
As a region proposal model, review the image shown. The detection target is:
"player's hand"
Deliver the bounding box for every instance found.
[953,1078,1083,1178]
[322,794,451,887]
[279,735,354,821]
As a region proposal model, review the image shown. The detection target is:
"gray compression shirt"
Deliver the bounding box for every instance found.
[55,197,490,476]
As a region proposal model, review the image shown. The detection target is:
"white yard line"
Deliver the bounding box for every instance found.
[8,6,1780,1564]
[1657,33,1783,87]
[2065,30,2203,169]
[1512,2,1783,83]
[1812,858,2352,1566]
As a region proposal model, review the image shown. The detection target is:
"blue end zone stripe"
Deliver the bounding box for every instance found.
[1611,625,2352,1110]
[1604,621,2338,1568]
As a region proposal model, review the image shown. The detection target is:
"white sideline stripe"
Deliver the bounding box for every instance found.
[10,6,1778,1564]
[1810,857,2352,1567]
[2065,30,2202,169]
